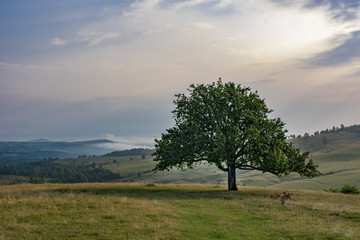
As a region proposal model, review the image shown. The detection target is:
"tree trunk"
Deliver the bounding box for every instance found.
[227,163,238,191]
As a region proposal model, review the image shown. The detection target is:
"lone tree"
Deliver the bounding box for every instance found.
[153,80,319,190]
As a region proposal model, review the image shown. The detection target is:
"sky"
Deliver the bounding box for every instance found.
[1,0,360,148]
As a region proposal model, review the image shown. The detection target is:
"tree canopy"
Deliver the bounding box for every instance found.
[153,80,319,190]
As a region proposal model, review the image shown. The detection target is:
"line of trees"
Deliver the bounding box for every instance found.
[0,159,122,183]
[288,124,360,139]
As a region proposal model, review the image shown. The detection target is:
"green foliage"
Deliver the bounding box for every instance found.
[48,178,62,183]
[145,182,157,187]
[341,185,360,194]
[293,124,360,140]
[30,177,46,184]
[153,80,319,189]
[0,158,121,183]
[326,185,360,194]
[104,148,155,157]
[326,187,340,193]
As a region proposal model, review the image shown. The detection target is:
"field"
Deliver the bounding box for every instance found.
[53,143,360,191]
[54,155,228,185]
[42,127,359,191]
[1,126,359,190]
[237,138,360,190]
[0,183,359,239]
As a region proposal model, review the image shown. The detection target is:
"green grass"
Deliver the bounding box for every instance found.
[55,155,230,185]
[1,127,359,191]
[46,129,359,191]
[0,183,359,239]
[237,133,360,190]
[57,155,156,177]
[55,149,359,191]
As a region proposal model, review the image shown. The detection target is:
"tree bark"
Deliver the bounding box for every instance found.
[228,163,238,191]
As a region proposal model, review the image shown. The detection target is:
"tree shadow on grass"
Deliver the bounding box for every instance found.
[50,184,273,201]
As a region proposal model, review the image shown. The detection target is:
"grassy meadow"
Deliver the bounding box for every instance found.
[0,183,359,240]
[1,125,359,190]
[55,155,229,185]
[49,127,360,191]
[1,126,359,239]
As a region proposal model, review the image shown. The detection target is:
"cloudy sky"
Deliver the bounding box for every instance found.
[1,0,360,147]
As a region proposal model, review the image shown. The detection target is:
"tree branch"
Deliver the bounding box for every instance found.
[216,164,228,172]
[237,164,281,175]
[193,158,228,171]
[236,164,260,171]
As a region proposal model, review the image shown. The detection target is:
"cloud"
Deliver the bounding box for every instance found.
[51,37,66,45]
[0,94,173,140]
[353,70,360,76]
[130,0,161,9]
[160,0,238,16]
[123,0,162,17]
[303,0,360,21]
[268,1,360,67]
[307,30,360,66]
[2,0,360,141]
[215,0,234,8]
[270,0,360,21]
[97,134,155,150]
[172,0,208,9]
[279,74,360,135]
[78,30,121,45]
[192,22,214,29]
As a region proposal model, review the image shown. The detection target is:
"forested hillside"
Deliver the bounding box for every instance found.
[104,148,155,157]
[0,158,121,184]
[289,124,360,152]
[0,139,114,163]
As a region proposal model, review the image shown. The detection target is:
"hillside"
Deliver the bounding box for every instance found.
[0,139,114,163]
[98,125,360,190]
[238,124,360,190]
[104,148,155,157]
[0,125,359,190]
[98,124,360,190]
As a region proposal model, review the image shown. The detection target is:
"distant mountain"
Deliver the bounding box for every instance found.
[0,139,115,163]
[104,148,155,157]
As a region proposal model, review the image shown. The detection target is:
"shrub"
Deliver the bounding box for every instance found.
[31,177,46,184]
[325,185,360,194]
[145,183,157,187]
[340,185,360,194]
[326,187,339,193]
[48,178,62,183]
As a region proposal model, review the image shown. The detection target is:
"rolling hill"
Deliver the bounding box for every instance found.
[98,124,360,190]
[0,139,115,163]
[0,125,359,190]
[238,124,360,190]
